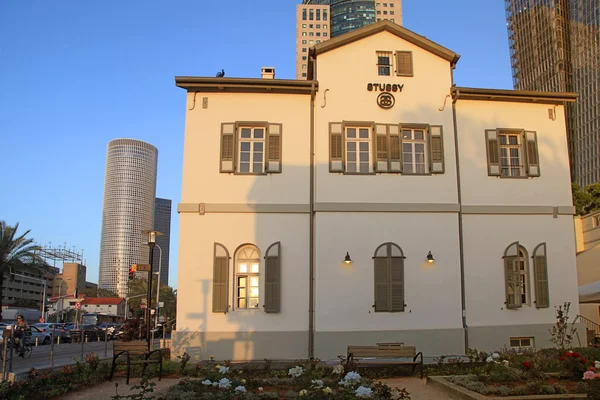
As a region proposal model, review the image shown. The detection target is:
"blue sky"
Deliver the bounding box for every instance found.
[0,1,512,289]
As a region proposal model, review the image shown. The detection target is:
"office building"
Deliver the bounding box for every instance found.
[505,0,600,185]
[2,265,58,308]
[174,20,580,360]
[153,197,172,286]
[98,139,158,297]
[296,0,402,79]
[53,263,87,298]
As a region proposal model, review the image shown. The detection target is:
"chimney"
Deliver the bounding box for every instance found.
[261,67,275,79]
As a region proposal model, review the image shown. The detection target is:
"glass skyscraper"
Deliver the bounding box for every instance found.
[505,0,600,185]
[153,197,171,286]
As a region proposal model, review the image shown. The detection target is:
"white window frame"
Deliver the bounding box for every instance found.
[499,131,525,177]
[235,246,261,310]
[402,127,428,174]
[506,247,531,306]
[345,126,372,174]
[237,126,265,174]
[509,337,534,351]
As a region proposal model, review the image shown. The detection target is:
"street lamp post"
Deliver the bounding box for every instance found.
[57,278,71,322]
[144,230,162,350]
[151,244,162,346]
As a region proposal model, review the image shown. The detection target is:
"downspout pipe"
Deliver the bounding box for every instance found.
[308,79,316,359]
[451,69,468,352]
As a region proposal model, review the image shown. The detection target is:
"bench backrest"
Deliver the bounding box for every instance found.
[114,341,148,355]
[348,345,416,358]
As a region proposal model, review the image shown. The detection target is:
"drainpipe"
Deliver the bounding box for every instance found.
[451,67,468,352]
[308,79,316,359]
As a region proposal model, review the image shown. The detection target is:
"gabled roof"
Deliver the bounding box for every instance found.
[80,297,124,305]
[310,20,460,65]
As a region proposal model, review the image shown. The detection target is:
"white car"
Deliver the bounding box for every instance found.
[0,324,52,345]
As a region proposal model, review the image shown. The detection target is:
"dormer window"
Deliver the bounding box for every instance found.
[377,51,392,76]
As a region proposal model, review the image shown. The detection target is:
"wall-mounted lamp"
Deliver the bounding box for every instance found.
[344,252,352,265]
[426,251,435,263]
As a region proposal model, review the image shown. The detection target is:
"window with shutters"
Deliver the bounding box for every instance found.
[346,126,372,174]
[235,245,260,309]
[373,243,405,312]
[377,51,392,76]
[395,51,413,76]
[264,242,281,313]
[499,131,525,177]
[220,122,282,174]
[532,243,549,308]
[213,243,230,313]
[402,127,428,174]
[485,129,540,178]
[503,242,530,308]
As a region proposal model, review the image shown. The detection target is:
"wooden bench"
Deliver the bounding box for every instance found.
[109,341,163,384]
[346,345,424,379]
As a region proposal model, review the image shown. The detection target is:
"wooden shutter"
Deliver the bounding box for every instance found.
[525,131,540,177]
[266,123,282,173]
[220,123,236,173]
[485,129,501,176]
[429,125,445,174]
[390,257,405,312]
[395,51,413,76]
[264,242,281,313]
[375,124,389,172]
[504,241,522,309]
[213,243,230,313]
[374,258,389,312]
[533,242,549,308]
[329,122,344,172]
[389,124,402,172]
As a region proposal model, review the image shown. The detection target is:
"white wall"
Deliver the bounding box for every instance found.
[314,31,458,205]
[463,215,579,327]
[456,100,572,206]
[177,213,309,334]
[315,213,463,332]
[181,92,311,205]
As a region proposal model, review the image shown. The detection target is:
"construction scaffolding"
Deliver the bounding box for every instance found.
[36,243,84,267]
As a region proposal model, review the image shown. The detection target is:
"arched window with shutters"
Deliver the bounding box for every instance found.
[503,242,530,309]
[532,243,549,308]
[373,243,405,312]
[234,245,261,310]
[213,243,230,313]
[264,242,281,313]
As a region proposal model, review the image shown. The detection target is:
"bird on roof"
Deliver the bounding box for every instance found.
[216,69,225,78]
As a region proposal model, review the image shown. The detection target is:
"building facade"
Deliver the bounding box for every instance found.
[153,198,172,286]
[53,263,87,298]
[80,297,125,317]
[505,0,600,186]
[296,0,402,79]
[175,20,581,361]
[98,139,158,297]
[1,265,58,308]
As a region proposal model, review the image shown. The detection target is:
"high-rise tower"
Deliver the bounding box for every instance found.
[296,0,402,79]
[98,139,158,297]
[153,197,171,286]
[505,0,600,185]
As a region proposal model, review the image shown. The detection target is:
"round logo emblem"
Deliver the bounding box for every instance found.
[377,92,395,109]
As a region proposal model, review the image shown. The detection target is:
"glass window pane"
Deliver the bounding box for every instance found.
[253,162,262,172]
[359,129,369,139]
[239,264,248,273]
[239,163,250,173]
[359,152,369,162]
[347,151,356,162]
[415,144,425,154]
[510,339,519,347]
[253,152,263,162]
[238,298,246,308]
[254,142,263,151]
[402,130,412,140]
[521,338,531,346]
[240,142,251,151]
[403,163,413,173]
[240,153,250,162]
[359,142,369,151]
[249,298,259,308]
[241,129,251,138]
[238,276,246,285]
[509,135,518,145]
[499,135,507,145]
[254,129,264,139]
[414,130,424,140]
[347,163,357,173]
[250,276,259,286]
[359,163,370,173]
[251,264,259,273]
[347,142,356,151]
[250,287,259,297]
[347,128,356,138]
[238,288,246,297]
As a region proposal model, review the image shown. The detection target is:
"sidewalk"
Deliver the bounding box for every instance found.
[60,377,178,400]
[380,378,447,400]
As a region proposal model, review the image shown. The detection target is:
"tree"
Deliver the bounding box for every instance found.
[573,183,600,215]
[127,278,177,323]
[82,287,118,298]
[0,221,43,322]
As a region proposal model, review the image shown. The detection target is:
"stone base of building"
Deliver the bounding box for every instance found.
[171,324,587,362]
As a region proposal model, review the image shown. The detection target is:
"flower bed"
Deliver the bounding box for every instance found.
[162,360,411,399]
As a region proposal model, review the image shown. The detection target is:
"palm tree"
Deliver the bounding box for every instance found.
[0,221,43,321]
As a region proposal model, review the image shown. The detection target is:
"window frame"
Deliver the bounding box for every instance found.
[401,125,430,175]
[503,242,531,309]
[509,337,535,351]
[373,242,406,313]
[237,125,266,175]
[395,51,414,77]
[498,129,526,178]
[233,245,261,311]
[343,122,375,175]
[376,51,393,76]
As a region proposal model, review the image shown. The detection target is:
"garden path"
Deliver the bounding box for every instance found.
[59,377,178,400]
[380,377,448,400]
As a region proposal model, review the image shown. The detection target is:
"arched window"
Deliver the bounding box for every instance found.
[532,243,549,308]
[373,243,405,312]
[235,245,260,309]
[503,242,530,308]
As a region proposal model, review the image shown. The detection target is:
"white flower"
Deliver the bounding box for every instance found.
[332,364,344,375]
[595,361,600,369]
[219,365,230,374]
[235,386,247,393]
[258,387,264,392]
[486,356,494,363]
[344,371,361,382]
[323,387,333,394]
[299,389,308,396]
[241,379,246,384]
[355,386,373,398]
[311,379,324,388]
[492,353,500,359]
[502,360,509,367]
[218,378,231,389]
[202,379,212,386]
[212,382,218,387]
[288,366,304,378]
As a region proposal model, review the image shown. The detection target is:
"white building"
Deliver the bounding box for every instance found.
[174,20,581,361]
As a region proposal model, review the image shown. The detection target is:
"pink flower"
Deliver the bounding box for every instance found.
[559,356,566,361]
[522,361,531,369]
[588,367,597,372]
[583,371,596,380]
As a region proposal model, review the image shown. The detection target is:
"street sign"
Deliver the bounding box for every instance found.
[134,264,151,272]
[158,302,164,308]
[75,302,81,310]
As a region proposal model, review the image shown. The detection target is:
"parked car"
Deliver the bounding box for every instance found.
[67,325,108,342]
[32,323,69,342]
[0,324,51,345]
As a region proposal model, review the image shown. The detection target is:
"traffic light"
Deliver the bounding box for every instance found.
[129,264,137,281]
